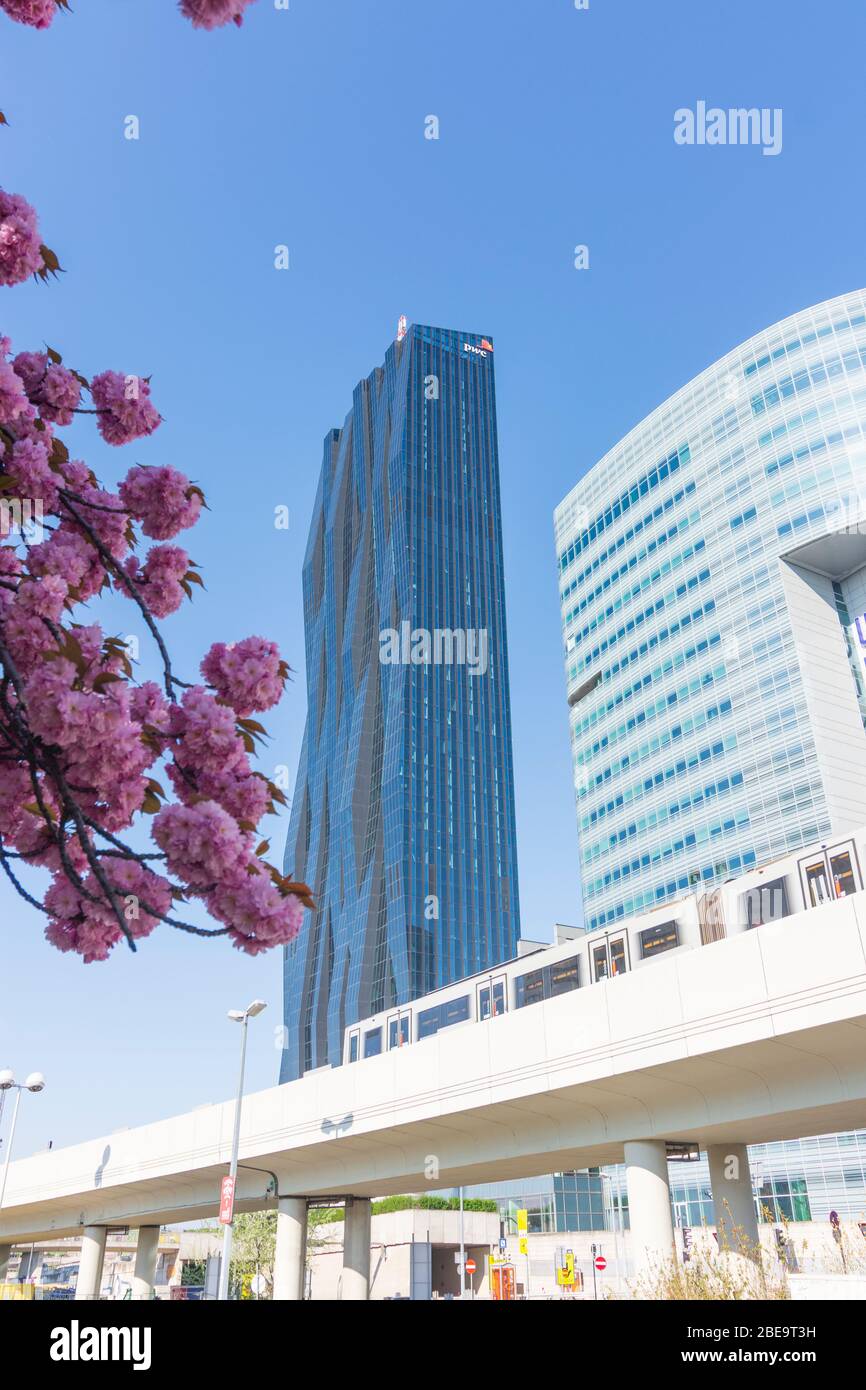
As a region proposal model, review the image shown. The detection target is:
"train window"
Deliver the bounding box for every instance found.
[479,980,506,1020]
[417,1006,440,1039]
[516,958,581,1007]
[441,995,470,1028]
[417,995,470,1039]
[363,1027,382,1058]
[515,968,545,1008]
[639,921,680,959]
[348,1032,359,1064]
[388,1014,410,1049]
[549,957,580,996]
[804,857,831,906]
[742,878,790,929]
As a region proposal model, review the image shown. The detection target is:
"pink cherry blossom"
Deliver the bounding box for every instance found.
[5,436,60,509]
[206,865,305,954]
[90,370,161,446]
[119,465,202,540]
[28,526,106,602]
[12,351,81,425]
[171,685,246,779]
[179,0,256,31]
[152,800,251,889]
[0,0,57,30]
[201,636,286,716]
[126,544,189,619]
[44,861,173,963]
[0,189,43,286]
[0,356,32,426]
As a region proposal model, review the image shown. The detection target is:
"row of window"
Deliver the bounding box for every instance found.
[751,343,866,417]
[558,446,690,572]
[742,311,866,378]
[560,482,699,604]
[571,569,712,675]
[568,599,718,691]
[582,805,751,901]
[564,536,706,642]
[577,705,735,794]
[572,634,724,743]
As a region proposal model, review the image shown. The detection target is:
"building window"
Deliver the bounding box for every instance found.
[363,1027,382,1058]
[348,1032,359,1063]
[639,921,679,959]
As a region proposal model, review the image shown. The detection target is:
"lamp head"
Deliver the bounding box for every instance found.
[0,1068,14,1091]
[23,1072,45,1093]
[227,1010,245,1023]
[245,1000,267,1019]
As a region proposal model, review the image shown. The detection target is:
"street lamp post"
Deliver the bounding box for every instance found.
[0,1070,46,1211]
[217,1002,266,1302]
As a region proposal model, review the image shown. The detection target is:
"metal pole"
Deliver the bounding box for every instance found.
[217,1014,250,1301]
[458,1186,466,1299]
[0,1088,23,1211]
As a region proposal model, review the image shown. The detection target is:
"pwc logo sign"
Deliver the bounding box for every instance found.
[462,338,494,358]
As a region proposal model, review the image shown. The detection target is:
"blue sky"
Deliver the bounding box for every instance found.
[1,0,865,1157]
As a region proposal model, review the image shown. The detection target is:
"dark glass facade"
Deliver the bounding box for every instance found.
[280,324,521,1080]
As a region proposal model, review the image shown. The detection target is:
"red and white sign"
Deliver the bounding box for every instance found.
[594,1255,607,1272]
[464,1257,477,1275]
[218,1175,236,1225]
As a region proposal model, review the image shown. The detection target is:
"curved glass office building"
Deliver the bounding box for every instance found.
[555,289,866,935]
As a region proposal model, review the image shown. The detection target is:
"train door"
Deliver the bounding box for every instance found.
[387,1012,410,1050]
[477,976,507,1020]
[591,932,629,982]
[799,839,862,907]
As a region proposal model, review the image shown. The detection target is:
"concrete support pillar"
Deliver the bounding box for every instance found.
[341,1197,371,1301]
[131,1225,161,1300]
[624,1139,675,1283]
[0,1244,12,1283]
[707,1143,760,1263]
[76,1226,107,1301]
[273,1197,307,1301]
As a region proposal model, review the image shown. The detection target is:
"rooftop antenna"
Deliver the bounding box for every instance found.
[396,314,407,342]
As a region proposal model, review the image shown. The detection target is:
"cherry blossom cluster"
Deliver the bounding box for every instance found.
[0,197,309,962]
[0,0,259,31]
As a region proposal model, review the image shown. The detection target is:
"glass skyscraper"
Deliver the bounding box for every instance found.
[280,323,521,1080]
[554,289,866,1234]
[555,289,866,935]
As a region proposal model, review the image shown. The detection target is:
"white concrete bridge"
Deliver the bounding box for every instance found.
[2,894,866,1298]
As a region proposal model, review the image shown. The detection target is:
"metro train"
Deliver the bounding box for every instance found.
[343,825,866,1065]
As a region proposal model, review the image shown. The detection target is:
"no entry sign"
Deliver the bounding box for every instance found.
[465,1257,477,1275]
[594,1255,607,1272]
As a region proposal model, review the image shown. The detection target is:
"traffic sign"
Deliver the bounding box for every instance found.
[499,1237,507,1252]
[218,1175,235,1225]
[465,1257,476,1275]
[594,1255,607,1272]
